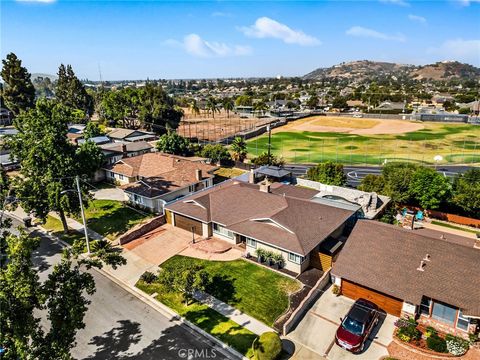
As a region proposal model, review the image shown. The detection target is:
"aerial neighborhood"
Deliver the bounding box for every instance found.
[1,2,480,360]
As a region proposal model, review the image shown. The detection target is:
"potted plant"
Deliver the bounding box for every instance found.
[255,249,265,263]
[266,251,275,266]
[272,253,285,269]
[332,284,341,296]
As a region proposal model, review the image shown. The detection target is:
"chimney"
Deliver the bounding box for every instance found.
[417,260,426,272]
[423,254,431,262]
[195,169,202,181]
[259,180,270,193]
[122,143,127,155]
[248,169,255,184]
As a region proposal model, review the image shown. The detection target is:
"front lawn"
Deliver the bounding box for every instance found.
[161,255,301,326]
[213,167,246,184]
[79,200,150,240]
[136,280,256,357]
[43,215,84,245]
[431,220,479,234]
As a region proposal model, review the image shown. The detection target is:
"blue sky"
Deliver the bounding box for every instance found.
[1,0,479,80]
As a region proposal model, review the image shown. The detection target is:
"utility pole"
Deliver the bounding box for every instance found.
[267,124,272,165]
[76,176,91,254]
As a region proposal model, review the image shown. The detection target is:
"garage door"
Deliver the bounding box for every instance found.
[174,214,202,236]
[342,279,403,316]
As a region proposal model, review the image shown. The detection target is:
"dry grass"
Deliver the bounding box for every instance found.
[306,116,379,129]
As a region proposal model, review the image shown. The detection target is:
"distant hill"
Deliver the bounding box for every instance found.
[304,60,480,81]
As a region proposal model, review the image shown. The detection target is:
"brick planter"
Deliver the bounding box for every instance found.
[392,336,466,359]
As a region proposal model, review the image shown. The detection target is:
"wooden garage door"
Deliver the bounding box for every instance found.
[342,280,403,316]
[174,214,202,236]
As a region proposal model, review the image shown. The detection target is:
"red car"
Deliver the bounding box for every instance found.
[335,298,380,353]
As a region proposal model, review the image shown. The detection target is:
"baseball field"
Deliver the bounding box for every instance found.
[246,116,480,165]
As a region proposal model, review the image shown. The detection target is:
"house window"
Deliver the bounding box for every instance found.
[419,297,431,316]
[212,223,234,239]
[456,310,470,331]
[119,174,124,180]
[189,185,195,193]
[246,237,257,248]
[431,301,457,326]
[288,252,304,264]
[133,194,143,204]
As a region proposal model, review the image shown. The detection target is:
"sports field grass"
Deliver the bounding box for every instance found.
[246,120,480,165]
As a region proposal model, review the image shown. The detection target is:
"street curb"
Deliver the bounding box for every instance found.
[30,222,248,360]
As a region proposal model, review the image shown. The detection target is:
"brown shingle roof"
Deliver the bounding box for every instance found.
[100,141,153,154]
[166,181,355,255]
[332,220,480,317]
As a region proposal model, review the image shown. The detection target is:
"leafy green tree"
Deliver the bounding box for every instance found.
[189,99,200,117]
[235,95,252,107]
[252,152,285,167]
[307,161,347,186]
[332,96,348,110]
[156,132,190,155]
[452,169,480,217]
[253,100,268,116]
[381,162,418,204]
[222,97,234,118]
[1,53,35,116]
[56,64,94,117]
[409,167,451,209]
[230,137,247,162]
[200,144,231,164]
[358,174,386,193]
[306,95,319,109]
[138,83,184,133]
[83,121,105,140]
[99,88,140,128]
[7,99,104,232]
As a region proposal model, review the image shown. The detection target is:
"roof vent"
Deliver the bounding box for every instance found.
[423,254,431,262]
[417,260,426,272]
[440,234,446,240]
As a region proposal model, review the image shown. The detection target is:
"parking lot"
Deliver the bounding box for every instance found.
[288,285,396,360]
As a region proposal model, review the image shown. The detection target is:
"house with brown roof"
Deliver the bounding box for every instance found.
[332,220,480,338]
[105,153,218,213]
[107,128,157,143]
[165,181,357,274]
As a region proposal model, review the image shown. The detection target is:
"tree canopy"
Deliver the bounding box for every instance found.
[155,132,190,155]
[56,64,94,117]
[200,144,231,164]
[1,53,35,116]
[306,161,347,186]
[230,137,247,162]
[409,167,451,209]
[452,169,480,218]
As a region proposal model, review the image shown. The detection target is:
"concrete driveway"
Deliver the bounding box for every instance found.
[93,187,126,201]
[288,285,396,360]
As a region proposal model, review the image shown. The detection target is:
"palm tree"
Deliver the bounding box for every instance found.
[253,100,268,117]
[231,136,247,162]
[222,97,234,119]
[189,99,201,118]
[206,97,218,119]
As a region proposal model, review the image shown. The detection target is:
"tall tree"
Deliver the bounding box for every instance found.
[253,100,268,116]
[1,53,35,116]
[452,169,480,218]
[99,88,140,128]
[189,99,201,118]
[55,64,94,117]
[307,161,347,186]
[83,121,105,140]
[205,97,218,119]
[230,136,247,162]
[6,99,104,232]
[409,167,451,209]
[222,97,234,118]
[382,162,418,204]
[155,132,190,155]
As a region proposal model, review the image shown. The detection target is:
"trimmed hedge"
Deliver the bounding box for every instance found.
[253,332,282,360]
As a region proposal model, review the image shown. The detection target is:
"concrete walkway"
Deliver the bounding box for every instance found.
[422,221,478,239]
[194,290,272,335]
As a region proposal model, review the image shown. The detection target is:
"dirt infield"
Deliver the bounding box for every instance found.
[274,116,424,135]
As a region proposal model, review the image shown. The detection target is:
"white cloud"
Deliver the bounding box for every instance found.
[346,26,406,42]
[379,0,410,6]
[427,39,480,64]
[408,14,427,24]
[16,0,56,3]
[239,17,321,46]
[164,34,252,58]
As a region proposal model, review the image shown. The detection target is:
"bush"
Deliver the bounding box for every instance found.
[395,318,421,342]
[140,271,157,284]
[424,326,437,339]
[200,144,231,164]
[253,332,282,360]
[445,334,469,356]
[332,284,340,295]
[426,334,447,353]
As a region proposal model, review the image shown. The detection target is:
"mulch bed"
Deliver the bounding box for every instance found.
[296,267,323,286]
[388,341,480,360]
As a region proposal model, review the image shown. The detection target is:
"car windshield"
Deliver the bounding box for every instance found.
[342,316,364,336]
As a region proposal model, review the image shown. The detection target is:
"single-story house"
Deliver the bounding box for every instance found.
[106,153,218,213]
[77,136,111,146]
[107,128,157,143]
[165,181,357,274]
[332,220,480,338]
[100,141,153,165]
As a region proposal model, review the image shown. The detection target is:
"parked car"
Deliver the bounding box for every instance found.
[335,298,379,353]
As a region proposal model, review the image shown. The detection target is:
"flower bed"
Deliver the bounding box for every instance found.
[393,318,470,357]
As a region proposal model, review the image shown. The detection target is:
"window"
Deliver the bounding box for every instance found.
[246,237,257,248]
[288,252,304,264]
[431,302,457,326]
[456,310,470,331]
[420,297,431,316]
[119,174,124,180]
[189,185,195,193]
[212,223,234,239]
[133,194,143,204]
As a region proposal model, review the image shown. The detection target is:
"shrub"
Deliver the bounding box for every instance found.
[255,248,266,259]
[445,334,469,356]
[253,332,282,360]
[395,318,421,342]
[332,284,340,295]
[140,271,157,284]
[271,253,284,267]
[397,333,411,342]
[424,326,437,339]
[426,334,447,353]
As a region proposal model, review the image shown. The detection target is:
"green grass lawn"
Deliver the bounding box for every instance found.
[431,220,480,234]
[43,215,84,245]
[213,167,247,184]
[78,200,150,240]
[136,280,256,357]
[246,122,480,165]
[161,255,301,326]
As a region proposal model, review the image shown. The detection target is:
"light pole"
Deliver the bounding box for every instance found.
[61,176,90,254]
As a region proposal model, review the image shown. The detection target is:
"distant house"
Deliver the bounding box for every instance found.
[77,136,111,146]
[165,181,357,274]
[99,141,153,165]
[373,101,406,112]
[0,108,12,126]
[107,128,157,143]
[332,221,480,338]
[106,153,218,213]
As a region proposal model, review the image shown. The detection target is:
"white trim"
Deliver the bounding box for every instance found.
[183,199,206,210]
[250,217,295,234]
[231,229,305,257]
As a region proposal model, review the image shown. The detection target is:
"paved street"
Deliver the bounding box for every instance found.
[7,216,229,360]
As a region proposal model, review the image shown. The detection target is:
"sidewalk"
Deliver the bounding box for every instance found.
[49,212,106,241]
[194,290,272,335]
[422,221,478,239]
